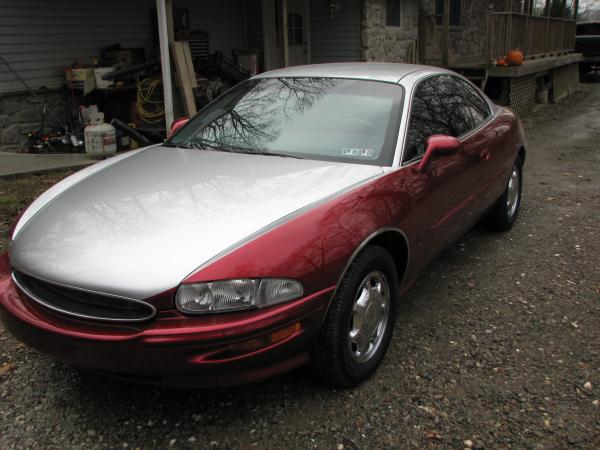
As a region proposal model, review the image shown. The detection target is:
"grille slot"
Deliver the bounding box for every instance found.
[12,271,156,322]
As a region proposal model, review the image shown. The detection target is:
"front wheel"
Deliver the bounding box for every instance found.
[483,156,523,231]
[310,245,398,386]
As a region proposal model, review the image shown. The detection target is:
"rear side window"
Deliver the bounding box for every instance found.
[454,78,491,129]
[404,75,490,162]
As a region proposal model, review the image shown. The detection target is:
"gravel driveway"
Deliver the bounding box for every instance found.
[1,82,599,450]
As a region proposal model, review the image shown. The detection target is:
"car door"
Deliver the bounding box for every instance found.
[401,74,491,269]
[449,77,500,216]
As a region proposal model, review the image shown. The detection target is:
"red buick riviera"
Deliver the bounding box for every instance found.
[0,63,526,387]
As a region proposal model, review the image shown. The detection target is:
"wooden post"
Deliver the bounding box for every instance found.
[262,0,277,70]
[505,0,512,53]
[573,0,579,20]
[441,0,450,66]
[544,0,551,54]
[282,0,289,67]
[484,4,493,64]
[156,0,174,132]
[523,1,530,56]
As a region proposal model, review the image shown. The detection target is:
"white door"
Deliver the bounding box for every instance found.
[287,0,308,66]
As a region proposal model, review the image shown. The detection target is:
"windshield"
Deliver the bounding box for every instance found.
[167,77,404,166]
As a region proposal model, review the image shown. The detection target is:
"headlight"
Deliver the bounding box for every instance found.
[175,278,304,314]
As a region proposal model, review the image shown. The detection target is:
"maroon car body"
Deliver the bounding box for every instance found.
[0,64,526,387]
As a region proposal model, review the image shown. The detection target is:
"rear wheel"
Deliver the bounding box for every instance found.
[483,156,522,231]
[310,245,398,386]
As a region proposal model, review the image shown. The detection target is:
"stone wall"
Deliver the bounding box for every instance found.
[420,0,505,65]
[0,89,65,153]
[361,0,420,63]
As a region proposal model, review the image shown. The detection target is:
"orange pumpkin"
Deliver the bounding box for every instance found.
[497,57,508,66]
[507,49,524,66]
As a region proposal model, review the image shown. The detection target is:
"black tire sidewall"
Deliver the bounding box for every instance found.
[503,157,523,227]
[483,156,523,231]
[333,246,398,384]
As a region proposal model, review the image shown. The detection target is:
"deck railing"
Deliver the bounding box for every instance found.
[488,12,577,63]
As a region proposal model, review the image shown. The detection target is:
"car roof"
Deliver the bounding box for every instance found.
[255,62,451,84]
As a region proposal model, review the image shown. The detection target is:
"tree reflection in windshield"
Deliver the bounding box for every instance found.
[170,77,404,166]
[189,78,338,153]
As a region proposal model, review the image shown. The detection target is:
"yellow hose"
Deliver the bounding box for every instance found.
[137,78,165,124]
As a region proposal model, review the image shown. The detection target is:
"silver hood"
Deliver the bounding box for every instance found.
[10,146,382,299]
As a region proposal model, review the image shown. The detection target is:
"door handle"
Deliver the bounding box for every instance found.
[480,149,492,161]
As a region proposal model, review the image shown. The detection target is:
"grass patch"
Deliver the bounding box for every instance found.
[0,169,77,252]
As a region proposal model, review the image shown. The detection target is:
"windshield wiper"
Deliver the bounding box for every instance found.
[255,151,302,159]
[189,141,301,158]
[185,141,302,159]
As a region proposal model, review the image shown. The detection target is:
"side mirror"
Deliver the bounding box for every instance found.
[168,117,189,138]
[417,135,461,171]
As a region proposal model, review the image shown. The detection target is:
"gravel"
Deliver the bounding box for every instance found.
[1,82,599,449]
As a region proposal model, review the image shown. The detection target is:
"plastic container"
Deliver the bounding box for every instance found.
[84,113,117,158]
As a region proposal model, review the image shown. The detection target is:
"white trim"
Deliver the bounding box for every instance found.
[156,0,174,131]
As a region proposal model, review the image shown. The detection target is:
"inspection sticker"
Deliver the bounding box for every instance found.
[342,148,374,157]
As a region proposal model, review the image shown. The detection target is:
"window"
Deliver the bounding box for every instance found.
[435,0,461,27]
[386,0,402,27]
[453,78,491,129]
[403,75,489,162]
[168,78,405,167]
[288,13,303,45]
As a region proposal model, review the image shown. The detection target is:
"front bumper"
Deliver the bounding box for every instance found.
[0,256,333,387]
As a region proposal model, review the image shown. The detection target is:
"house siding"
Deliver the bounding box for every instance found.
[0,0,156,93]
[0,0,251,94]
[309,0,362,63]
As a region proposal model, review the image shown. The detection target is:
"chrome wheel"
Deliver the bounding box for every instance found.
[348,271,390,363]
[506,165,520,218]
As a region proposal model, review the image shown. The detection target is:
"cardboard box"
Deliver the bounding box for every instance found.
[66,68,96,95]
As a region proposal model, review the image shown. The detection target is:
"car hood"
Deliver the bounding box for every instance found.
[9,146,382,299]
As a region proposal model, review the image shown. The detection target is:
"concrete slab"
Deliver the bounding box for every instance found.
[0,152,96,177]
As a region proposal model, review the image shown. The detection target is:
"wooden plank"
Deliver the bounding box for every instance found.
[181,41,197,89]
[171,40,197,116]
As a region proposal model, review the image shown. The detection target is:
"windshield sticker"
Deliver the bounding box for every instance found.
[342,148,374,157]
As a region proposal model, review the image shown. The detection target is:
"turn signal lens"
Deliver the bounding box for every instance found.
[226,322,302,355]
[175,279,304,314]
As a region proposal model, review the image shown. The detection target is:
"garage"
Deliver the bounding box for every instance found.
[0,0,362,152]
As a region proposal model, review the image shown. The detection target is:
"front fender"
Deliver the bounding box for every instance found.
[183,169,417,297]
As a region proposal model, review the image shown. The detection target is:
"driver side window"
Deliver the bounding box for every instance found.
[404,75,477,162]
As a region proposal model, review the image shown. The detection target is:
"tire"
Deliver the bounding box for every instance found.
[483,156,523,231]
[310,245,398,386]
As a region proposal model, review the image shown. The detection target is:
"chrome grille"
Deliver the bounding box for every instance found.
[12,271,156,322]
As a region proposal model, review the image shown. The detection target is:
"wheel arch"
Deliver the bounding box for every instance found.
[335,227,410,294]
